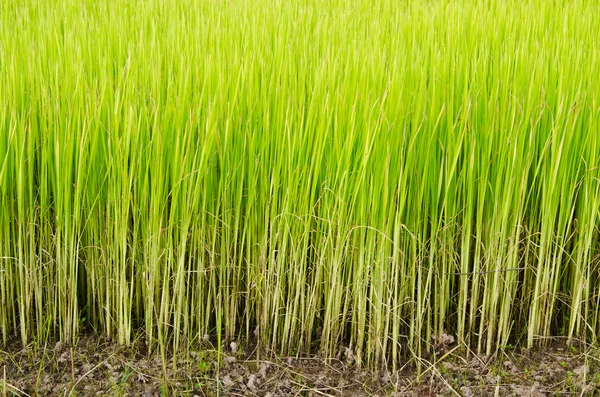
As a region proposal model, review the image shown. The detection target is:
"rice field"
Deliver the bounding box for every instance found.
[1,0,600,371]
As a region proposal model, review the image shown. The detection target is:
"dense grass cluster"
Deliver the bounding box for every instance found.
[1,0,600,369]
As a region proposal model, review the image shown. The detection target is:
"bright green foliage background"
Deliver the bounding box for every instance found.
[1,0,600,368]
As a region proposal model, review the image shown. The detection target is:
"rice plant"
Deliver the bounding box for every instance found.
[1,0,599,370]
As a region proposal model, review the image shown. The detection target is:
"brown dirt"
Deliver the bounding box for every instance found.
[1,334,600,396]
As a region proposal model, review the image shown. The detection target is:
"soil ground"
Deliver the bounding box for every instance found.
[1,334,600,396]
